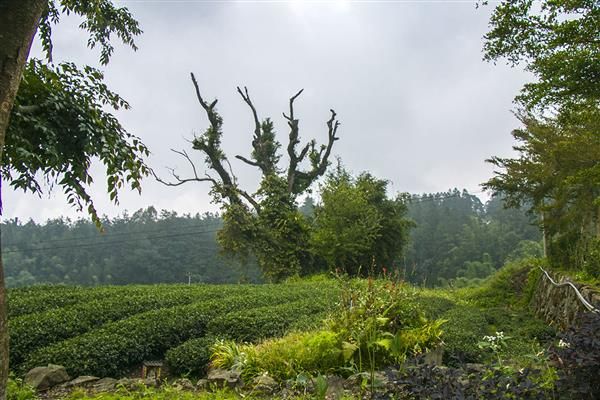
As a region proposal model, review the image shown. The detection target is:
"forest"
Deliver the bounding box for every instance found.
[2,189,541,288]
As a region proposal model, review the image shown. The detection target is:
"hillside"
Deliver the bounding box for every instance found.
[9,262,598,399]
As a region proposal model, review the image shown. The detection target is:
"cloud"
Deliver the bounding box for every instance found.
[4,1,528,222]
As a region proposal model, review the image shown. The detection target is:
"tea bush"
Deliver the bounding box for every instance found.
[440,305,488,365]
[165,336,217,377]
[22,284,334,377]
[206,297,335,342]
[10,285,230,366]
[166,296,336,375]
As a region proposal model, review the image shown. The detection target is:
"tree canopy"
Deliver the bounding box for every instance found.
[482,0,600,114]
[482,0,600,277]
[3,60,149,226]
[310,167,412,276]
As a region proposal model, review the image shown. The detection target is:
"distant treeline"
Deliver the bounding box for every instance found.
[405,189,542,286]
[1,209,262,287]
[1,189,541,287]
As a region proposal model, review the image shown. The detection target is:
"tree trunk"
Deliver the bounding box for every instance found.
[0,1,47,398]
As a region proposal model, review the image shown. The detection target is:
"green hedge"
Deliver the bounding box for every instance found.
[164,336,217,377]
[22,284,334,377]
[9,285,231,366]
[206,297,334,341]
[166,295,336,376]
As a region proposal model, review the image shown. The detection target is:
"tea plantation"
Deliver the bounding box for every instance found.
[7,280,340,377]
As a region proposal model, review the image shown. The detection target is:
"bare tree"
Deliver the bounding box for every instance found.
[155,73,340,280]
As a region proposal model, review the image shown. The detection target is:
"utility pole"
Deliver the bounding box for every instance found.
[186,272,191,286]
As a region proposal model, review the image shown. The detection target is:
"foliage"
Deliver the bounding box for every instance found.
[166,292,338,376]
[17,282,337,377]
[311,167,412,276]
[160,78,340,282]
[405,190,541,286]
[551,312,600,398]
[390,363,552,399]
[1,208,262,287]
[65,385,247,400]
[483,111,600,274]
[212,277,444,381]
[6,376,36,400]
[9,285,227,366]
[206,298,335,342]
[4,60,149,227]
[165,336,216,377]
[439,305,488,365]
[2,188,543,287]
[482,0,600,276]
[211,331,344,382]
[482,0,600,114]
[326,277,443,369]
[39,0,141,66]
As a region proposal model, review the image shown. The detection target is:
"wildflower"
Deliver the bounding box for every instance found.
[558,339,570,348]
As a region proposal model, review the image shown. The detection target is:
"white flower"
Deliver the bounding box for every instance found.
[558,339,571,348]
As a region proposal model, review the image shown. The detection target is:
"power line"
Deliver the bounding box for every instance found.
[1,221,223,247]
[1,227,222,254]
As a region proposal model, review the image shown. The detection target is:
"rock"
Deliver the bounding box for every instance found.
[252,374,277,394]
[65,375,100,388]
[424,345,444,366]
[465,363,485,373]
[173,378,195,391]
[116,378,137,389]
[142,378,159,387]
[196,378,209,390]
[325,375,345,399]
[92,377,118,392]
[24,364,71,391]
[207,368,242,389]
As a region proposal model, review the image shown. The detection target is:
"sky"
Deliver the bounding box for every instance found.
[4,0,530,223]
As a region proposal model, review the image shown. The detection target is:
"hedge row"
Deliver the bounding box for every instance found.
[22,285,331,377]
[9,285,234,366]
[8,284,175,318]
[165,296,337,376]
[207,296,336,341]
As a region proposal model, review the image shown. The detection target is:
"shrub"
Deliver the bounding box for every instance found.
[165,336,217,377]
[166,296,335,376]
[390,364,551,399]
[23,285,330,377]
[10,285,228,366]
[7,376,36,400]
[206,298,334,342]
[211,330,344,381]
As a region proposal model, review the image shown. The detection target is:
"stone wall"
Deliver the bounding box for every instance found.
[530,270,600,330]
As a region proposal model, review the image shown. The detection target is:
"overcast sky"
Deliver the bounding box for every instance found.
[4,0,529,223]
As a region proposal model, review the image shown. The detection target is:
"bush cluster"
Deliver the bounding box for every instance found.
[165,296,336,375]
[10,285,229,366]
[210,279,446,381]
[20,283,337,377]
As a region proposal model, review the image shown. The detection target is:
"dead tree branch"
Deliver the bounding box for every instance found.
[283,90,340,194]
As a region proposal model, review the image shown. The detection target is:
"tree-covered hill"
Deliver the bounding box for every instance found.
[1,189,541,288]
[404,189,542,286]
[1,208,262,287]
